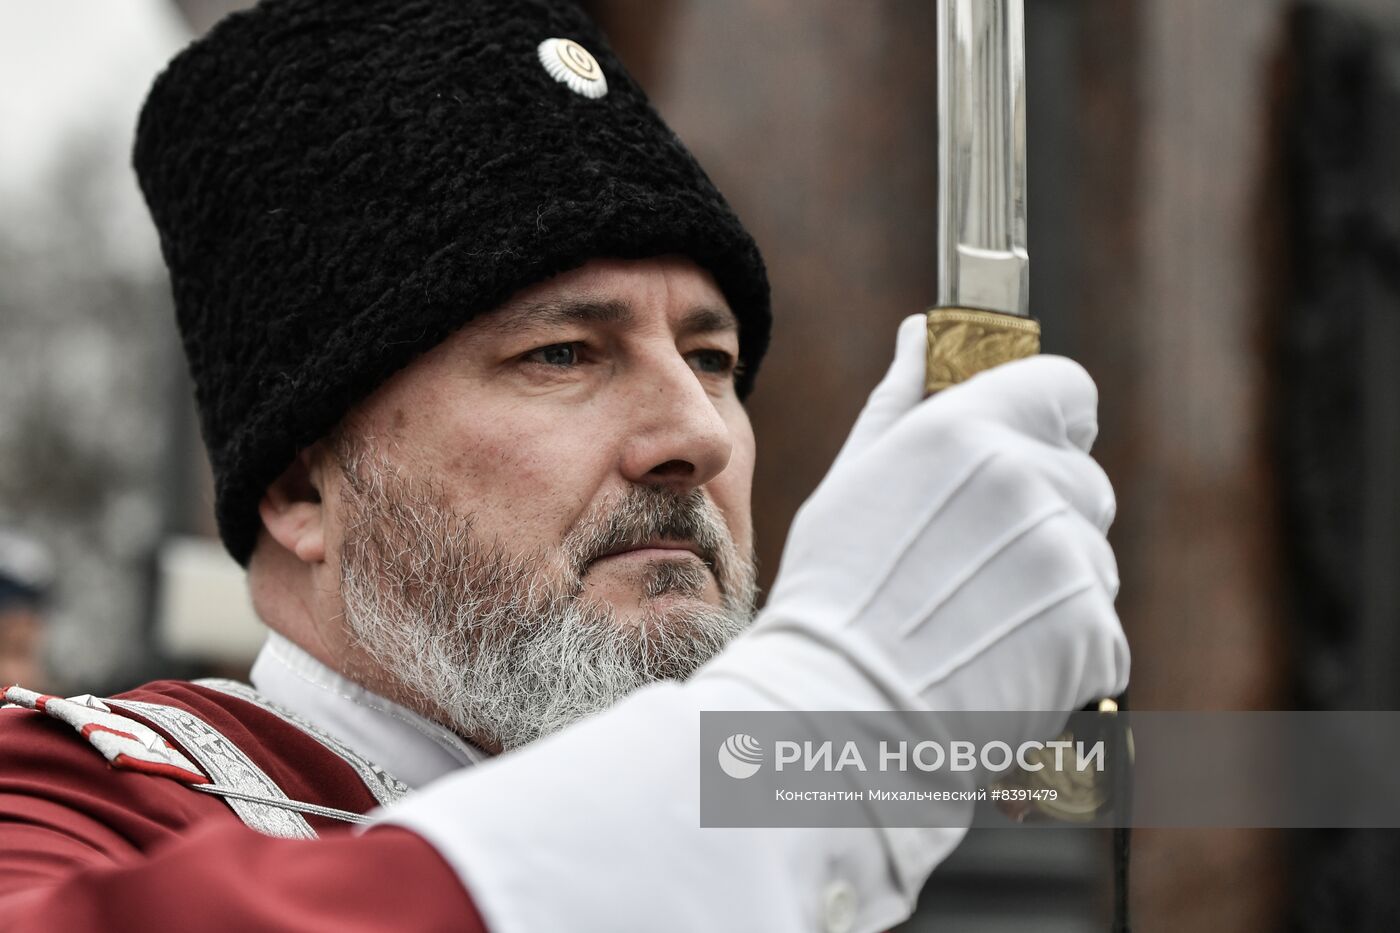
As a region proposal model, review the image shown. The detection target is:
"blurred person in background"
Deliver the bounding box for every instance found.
[0,529,53,692]
[0,1,1126,931]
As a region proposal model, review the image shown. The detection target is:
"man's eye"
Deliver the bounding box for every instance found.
[526,343,580,367]
[689,349,736,376]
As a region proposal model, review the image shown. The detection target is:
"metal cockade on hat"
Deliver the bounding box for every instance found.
[538,38,609,99]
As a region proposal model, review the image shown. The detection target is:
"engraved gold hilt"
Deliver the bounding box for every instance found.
[924,307,1125,822]
[924,307,1041,391]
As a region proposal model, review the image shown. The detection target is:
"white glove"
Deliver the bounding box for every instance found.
[375,314,1129,933]
[710,312,1127,735]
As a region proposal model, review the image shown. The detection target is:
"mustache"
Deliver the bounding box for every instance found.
[565,486,731,580]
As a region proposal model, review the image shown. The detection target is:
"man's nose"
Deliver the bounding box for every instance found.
[617,351,734,490]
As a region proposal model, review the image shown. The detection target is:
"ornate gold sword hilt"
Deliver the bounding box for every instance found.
[924,307,1128,823]
[924,307,1042,392]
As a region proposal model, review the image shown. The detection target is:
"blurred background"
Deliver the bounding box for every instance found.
[3,0,1399,930]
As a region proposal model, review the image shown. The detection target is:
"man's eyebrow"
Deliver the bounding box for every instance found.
[479,298,635,336]
[676,305,739,337]
[477,297,738,337]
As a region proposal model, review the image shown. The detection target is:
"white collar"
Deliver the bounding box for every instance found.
[248,632,486,789]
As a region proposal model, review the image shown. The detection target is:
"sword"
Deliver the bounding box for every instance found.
[929,0,1126,823]
[928,0,1035,386]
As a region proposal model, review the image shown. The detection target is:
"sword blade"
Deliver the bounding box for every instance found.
[936,0,1029,317]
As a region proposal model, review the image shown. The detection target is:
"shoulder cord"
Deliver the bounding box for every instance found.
[105,696,319,840]
[192,783,372,826]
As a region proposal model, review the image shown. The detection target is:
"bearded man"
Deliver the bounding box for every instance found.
[0,1,1128,931]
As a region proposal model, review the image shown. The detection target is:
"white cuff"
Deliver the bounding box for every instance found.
[372,679,960,933]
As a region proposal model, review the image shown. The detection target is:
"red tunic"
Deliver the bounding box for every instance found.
[0,680,488,932]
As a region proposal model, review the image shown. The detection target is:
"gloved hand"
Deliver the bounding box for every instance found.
[706,312,1127,747]
[375,314,1129,933]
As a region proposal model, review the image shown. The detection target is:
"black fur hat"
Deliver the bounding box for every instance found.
[134,0,771,565]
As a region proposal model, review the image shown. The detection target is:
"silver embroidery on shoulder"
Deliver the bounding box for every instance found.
[195,678,409,807]
[105,698,316,840]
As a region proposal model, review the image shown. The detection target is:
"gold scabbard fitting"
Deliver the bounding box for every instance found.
[990,702,1134,824]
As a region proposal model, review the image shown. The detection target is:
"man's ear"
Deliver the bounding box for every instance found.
[258,449,326,564]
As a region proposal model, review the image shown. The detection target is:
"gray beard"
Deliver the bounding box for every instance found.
[334,444,757,752]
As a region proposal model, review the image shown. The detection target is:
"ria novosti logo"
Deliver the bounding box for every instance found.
[717,733,764,779]
[716,735,1108,779]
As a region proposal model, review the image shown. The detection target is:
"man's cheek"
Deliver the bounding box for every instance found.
[449,414,583,480]
[459,472,594,557]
